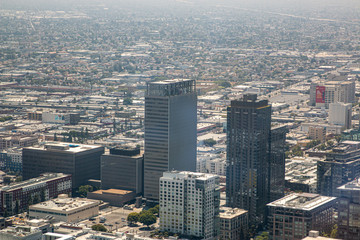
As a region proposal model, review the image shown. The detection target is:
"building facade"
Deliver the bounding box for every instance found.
[23,142,104,188]
[329,102,352,129]
[219,207,248,240]
[337,179,360,240]
[267,193,336,240]
[309,78,355,108]
[0,173,72,216]
[269,125,288,202]
[29,195,100,223]
[317,141,360,197]
[101,147,143,194]
[144,79,197,200]
[226,94,271,225]
[159,171,220,240]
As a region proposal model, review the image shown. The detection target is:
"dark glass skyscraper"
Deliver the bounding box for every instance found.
[269,125,288,202]
[226,94,271,225]
[144,79,197,201]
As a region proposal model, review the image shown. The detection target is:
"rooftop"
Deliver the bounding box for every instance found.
[25,142,103,153]
[338,178,360,191]
[91,189,133,196]
[267,193,336,211]
[162,171,218,181]
[219,207,248,219]
[30,197,100,212]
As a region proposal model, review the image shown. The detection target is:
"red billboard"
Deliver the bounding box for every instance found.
[316,86,325,103]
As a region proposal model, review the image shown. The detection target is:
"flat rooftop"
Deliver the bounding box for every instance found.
[150,79,192,85]
[338,179,360,191]
[30,197,100,212]
[267,193,336,211]
[25,142,103,153]
[92,189,133,195]
[220,207,248,219]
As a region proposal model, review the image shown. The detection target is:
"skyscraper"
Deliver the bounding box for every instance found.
[159,171,220,240]
[144,79,197,200]
[269,125,288,202]
[226,94,271,225]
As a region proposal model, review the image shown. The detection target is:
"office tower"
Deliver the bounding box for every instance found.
[23,142,104,188]
[269,125,288,202]
[309,77,355,108]
[101,147,143,194]
[329,102,352,129]
[0,173,71,215]
[317,141,360,197]
[219,207,248,240]
[226,94,271,225]
[159,171,220,240]
[267,193,336,240]
[144,79,197,200]
[337,179,360,240]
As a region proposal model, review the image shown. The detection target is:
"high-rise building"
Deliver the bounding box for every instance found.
[23,142,104,188]
[269,125,288,202]
[317,141,360,197]
[101,147,143,194]
[0,173,72,216]
[267,193,336,240]
[337,179,360,240]
[144,79,197,200]
[159,171,220,240]
[329,102,352,129]
[226,94,271,225]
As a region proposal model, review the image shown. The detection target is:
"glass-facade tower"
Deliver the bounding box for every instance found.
[226,94,271,225]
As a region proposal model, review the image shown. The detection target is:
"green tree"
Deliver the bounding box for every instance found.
[148,205,159,215]
[203,138,217,147]
[330,224,338,238]
[127,212,139,225]
[255,231,269,240]
[91,224,107,232]
[78,185,94,198]
[123,97,133,105]
[139,211,157,227]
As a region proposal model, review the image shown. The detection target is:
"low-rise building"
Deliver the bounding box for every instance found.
[87,189,136,207]
[29,195,100,223]
[267,193,336,240]
[0,226,42,240]
[219,207,248,240]
[0,173,72,216]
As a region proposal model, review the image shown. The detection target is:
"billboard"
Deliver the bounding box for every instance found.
[316,86,325,103]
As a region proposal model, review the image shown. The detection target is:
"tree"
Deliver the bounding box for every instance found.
[330,224,338,238]
[91,224,107,232]
[123,97,133,105]
[255,231,269,240]
[127,212,139,225]
[78,185,94,198]
[203,138,217,147]
[148,205,159,215]
[33,194,40,204]
[139,211,157,227]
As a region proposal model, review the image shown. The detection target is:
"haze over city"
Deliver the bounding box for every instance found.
[0,0,359,240]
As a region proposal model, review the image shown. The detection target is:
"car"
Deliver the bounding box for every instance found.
[115,222,119,224]
[89,217,96,221]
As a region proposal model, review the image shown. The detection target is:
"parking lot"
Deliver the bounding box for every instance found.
[80,205,158,236]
